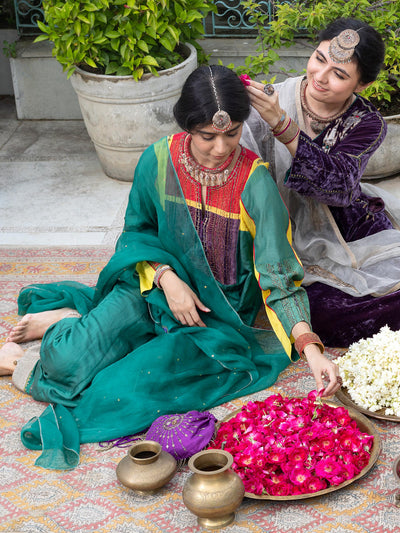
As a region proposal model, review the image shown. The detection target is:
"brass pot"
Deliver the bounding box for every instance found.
[116,440,177,493]
[182,449,245,530]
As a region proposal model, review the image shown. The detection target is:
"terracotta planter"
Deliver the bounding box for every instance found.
[364,114,400,179]
[70,43,197,181]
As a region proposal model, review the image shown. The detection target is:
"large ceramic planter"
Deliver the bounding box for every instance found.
[364,114,400,179]
[70,43,197,181]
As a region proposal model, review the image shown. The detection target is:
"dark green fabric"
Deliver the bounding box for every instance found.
[19,137,309,469]
[18,281,95,316]
[21,404,80,469]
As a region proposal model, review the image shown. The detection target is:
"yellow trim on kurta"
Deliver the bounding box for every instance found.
[136,261,156,293]
[262,289,293,358]
[154,138,173,209]
[184,198,241,219]
[239,198,256,237]
[251,158,269,173]
[239,179,294,359]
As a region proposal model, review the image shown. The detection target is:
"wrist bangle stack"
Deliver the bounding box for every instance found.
[273,116,300,145]
[294,332,325,361]
[154,264,174,289]
[271,111,286,133]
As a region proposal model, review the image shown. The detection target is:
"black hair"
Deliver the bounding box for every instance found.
[318,18,385,84]
[173,65,250,132]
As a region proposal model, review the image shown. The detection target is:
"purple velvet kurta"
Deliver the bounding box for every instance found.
[242,79,400,347]
[286,99,392,242]
[286,98,400,346]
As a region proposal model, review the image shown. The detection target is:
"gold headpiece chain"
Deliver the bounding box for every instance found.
[209,66,232,133]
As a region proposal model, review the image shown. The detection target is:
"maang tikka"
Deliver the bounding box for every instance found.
[328,29,360,64]
[209,66,232,133]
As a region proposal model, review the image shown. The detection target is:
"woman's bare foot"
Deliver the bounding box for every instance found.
[6,308,79,343]
[0,342,24,376]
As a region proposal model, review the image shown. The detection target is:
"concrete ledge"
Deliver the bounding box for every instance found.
[10,39,82,119]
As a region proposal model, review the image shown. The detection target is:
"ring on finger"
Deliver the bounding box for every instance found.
[263,83,275,96]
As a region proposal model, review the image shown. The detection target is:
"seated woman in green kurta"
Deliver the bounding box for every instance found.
[0,65,340,469]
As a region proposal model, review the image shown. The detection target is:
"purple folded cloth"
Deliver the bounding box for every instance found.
[146,410,217,460]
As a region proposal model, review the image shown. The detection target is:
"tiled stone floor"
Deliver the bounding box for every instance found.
[0,94,399,247]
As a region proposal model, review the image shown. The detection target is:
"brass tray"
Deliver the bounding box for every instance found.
[217,400,381,500]
[336,387,400,422]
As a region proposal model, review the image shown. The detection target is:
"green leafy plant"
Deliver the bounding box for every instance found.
[234,0,400,114]
[2,40,17,58]
[34,0,216,80]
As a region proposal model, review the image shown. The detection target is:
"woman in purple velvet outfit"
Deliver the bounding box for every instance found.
[241,18,400,347]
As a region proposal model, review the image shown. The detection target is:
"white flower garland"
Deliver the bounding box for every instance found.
[337,326,400,416]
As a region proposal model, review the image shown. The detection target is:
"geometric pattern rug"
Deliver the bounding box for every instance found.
[0,247,399,533]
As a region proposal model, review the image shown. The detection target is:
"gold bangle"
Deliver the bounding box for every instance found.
[283,128,300,145]
[274,118,300,145]
[294,332,325,361]
[271,111,286,133]
[154,264,174,289]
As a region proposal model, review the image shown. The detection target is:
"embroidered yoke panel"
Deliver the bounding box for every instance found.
[170,132,258,285]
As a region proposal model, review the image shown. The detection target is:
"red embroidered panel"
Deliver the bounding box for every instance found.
[169,133,258,284]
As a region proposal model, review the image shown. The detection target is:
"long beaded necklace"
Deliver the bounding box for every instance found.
[300,78,353,134]
[180,133,237,186]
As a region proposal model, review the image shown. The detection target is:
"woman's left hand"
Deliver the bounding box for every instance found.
[159,269,210,327]
[304,344,342,398]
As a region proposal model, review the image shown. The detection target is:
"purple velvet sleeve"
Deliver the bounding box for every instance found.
[285,108,387,207]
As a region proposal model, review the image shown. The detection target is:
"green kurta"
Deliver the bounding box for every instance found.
[18,136,310,469]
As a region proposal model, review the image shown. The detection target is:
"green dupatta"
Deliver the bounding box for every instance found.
[19,137,305,469]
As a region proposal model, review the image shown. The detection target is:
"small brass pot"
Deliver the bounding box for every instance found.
[116,440,177,493]
[182,449,245,530]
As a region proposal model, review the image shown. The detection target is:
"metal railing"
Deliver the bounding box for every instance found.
[12,0,276,37]
[13,0,45,35]
[203,0,274,37]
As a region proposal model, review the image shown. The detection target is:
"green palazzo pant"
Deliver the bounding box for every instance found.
[30,278,155,405]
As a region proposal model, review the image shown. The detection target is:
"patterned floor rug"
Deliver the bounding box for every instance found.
[0,247,399,533]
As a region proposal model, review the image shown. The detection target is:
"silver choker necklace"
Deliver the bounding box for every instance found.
[180,134,238,186]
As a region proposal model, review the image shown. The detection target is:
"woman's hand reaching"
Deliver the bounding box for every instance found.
[292,322,342,398]
[303,345,342,398]
[245,79,283,129]
[244,79,300,156]
[159,270,210,327]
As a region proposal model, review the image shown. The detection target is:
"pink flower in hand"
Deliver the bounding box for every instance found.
[239,74,251,86]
